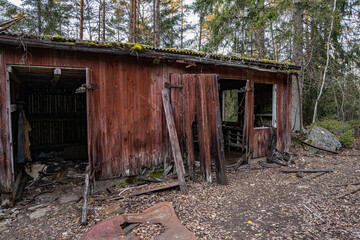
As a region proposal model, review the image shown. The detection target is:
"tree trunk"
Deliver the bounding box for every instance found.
[255,0,265,59]
[102,0,105,41]
[98,0,101,41]
[180,0,184,49]
[291,0,304,131]
[129,0,137,43]
[80,0,84,40]
[36,0,42,33]
[198,6,203,51]
[312,0,337,123]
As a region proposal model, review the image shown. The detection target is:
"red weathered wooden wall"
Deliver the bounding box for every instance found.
[0,43,292,192]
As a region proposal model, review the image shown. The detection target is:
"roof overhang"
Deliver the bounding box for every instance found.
[0,34,301,75]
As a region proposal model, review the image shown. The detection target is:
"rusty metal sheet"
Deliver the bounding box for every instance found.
[82,202,196,240]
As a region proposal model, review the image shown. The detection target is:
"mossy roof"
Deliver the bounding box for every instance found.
[0,32,301,72]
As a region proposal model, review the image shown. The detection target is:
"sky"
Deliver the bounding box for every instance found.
[8,0,21,7]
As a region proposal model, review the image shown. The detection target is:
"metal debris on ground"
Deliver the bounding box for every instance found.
[82,202,196,240]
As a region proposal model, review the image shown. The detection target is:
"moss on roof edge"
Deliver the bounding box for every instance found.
[1,32,299,70]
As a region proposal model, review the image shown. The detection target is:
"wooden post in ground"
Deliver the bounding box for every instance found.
[162,89,188,194]
[81,166,90,225]
[209,76,227,185]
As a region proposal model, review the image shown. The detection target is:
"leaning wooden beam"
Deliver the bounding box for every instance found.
[299,140,340,154]
[162,89,188,194]
[282,169,333,173]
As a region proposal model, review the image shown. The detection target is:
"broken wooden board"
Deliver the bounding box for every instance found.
[336,186,360,199]
[329,182,360,187]
[282,169,333,173]
[302,172,327,180]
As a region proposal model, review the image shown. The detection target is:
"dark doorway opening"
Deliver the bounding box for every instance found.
[8,65,88,189]
[218,78,247,165]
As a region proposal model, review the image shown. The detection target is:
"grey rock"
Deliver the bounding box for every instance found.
[29,207,50,220]
[59,194,80,204]
[307,126,341,153]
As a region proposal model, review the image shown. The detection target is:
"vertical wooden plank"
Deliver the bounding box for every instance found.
[0,49,13,206]
[286,76,292,150]
[86,68,93,178]
[162,89,188,194]
[196,76,212,183]
[242,80,250,154]
[195,79,205,178]
[209,75,227,185]
[182,75,196,181]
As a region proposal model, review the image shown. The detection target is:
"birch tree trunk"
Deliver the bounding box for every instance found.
[312,0,337,123]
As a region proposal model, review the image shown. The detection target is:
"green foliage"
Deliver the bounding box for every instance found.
[339,129,355,148]
[313,118,354,148]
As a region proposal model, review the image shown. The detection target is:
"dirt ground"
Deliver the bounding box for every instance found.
[0,142,360,240]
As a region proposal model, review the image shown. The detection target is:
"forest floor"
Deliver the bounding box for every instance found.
[0,141,360,240]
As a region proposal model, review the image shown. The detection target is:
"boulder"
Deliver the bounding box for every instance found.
[306,126,341,153]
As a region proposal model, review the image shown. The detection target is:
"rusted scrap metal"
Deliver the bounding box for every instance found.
[162,89,188,194]
[299,140,340,154]
[81,202,196,240]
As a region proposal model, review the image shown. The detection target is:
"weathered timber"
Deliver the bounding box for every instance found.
[81,166,90,225]
[282,169,333,173]
[194,79,205,180]
[196,77,212,183]
[228,153,247,171]
[302,172,327,180]
[129,182,180,197]
[259,161,281,168]
[183,76,196,181]
[209,75,227,185]
[162,89,188,194]
[329,182,360,187]
[299,140,340,154]
[336,186,360,199]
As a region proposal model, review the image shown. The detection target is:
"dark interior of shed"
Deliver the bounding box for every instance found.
[9,66,88,180]
[218,78,247,164]
[253,83,274,128]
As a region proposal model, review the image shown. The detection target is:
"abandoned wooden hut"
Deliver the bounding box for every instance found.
[0,32,300,206]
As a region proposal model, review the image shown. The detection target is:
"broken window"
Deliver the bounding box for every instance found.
[254,83,277,128]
